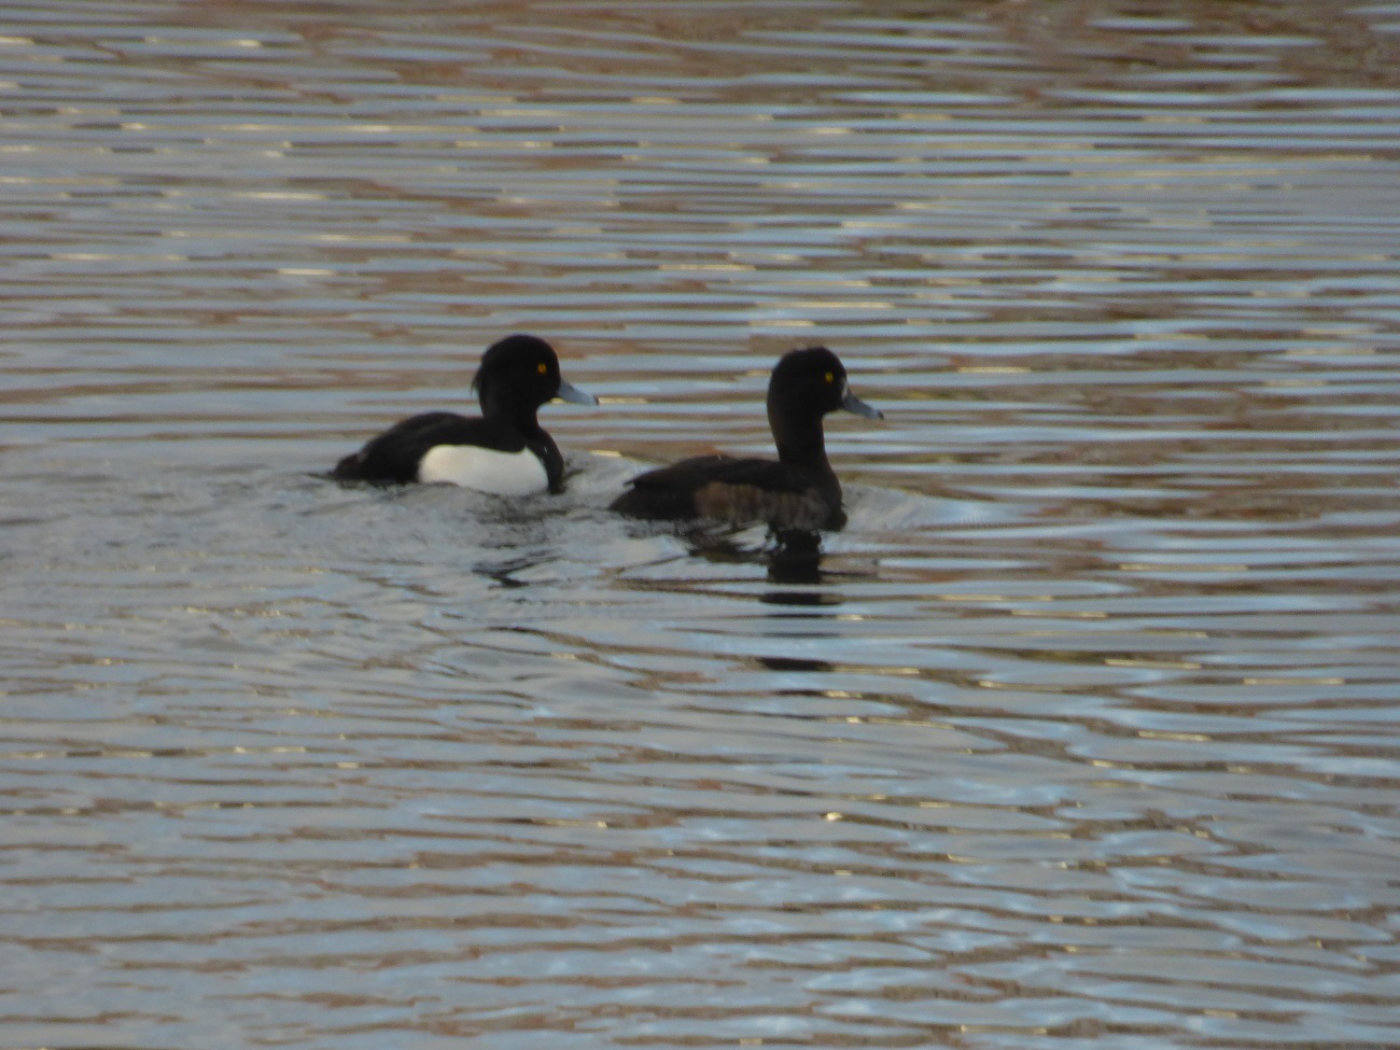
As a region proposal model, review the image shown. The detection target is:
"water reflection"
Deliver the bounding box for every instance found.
[472,551,549,589]
[3,1,1399,1048]
[634,518,861,591]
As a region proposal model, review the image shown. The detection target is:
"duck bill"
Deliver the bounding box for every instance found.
[555,378,598,406]
[841,386,883,420]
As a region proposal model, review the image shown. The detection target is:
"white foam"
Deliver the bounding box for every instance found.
[416,444,548,494]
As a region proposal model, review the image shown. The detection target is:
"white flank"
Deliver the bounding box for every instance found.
[417,444,548,494]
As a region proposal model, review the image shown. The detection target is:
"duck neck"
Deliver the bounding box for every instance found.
[769,401,830,475]
[480,387,541,436]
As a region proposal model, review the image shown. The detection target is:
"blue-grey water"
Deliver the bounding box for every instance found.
[3,2,1400,1047]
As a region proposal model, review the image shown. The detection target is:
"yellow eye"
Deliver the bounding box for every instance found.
[824,371,835,384]
[537,362,548,375]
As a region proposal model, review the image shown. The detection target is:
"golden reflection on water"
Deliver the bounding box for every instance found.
[1,0,1399,1048]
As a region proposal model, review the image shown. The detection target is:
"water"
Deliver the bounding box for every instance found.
[3,1,1400,1046]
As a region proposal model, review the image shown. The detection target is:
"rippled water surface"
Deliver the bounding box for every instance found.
[4,1,1400,1047]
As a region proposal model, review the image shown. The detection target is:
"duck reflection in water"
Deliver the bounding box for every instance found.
[676,526,868,605]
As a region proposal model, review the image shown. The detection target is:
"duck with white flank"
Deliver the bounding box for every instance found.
[332,333,595,494]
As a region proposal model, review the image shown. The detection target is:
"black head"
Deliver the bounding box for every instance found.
[766,346,882,424]
[471,333,595,421]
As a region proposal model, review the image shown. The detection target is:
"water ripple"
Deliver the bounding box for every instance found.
[3,2,1400,1047]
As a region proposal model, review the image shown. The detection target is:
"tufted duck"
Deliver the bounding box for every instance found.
[610,346,881,532]
[332,333,595,494]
